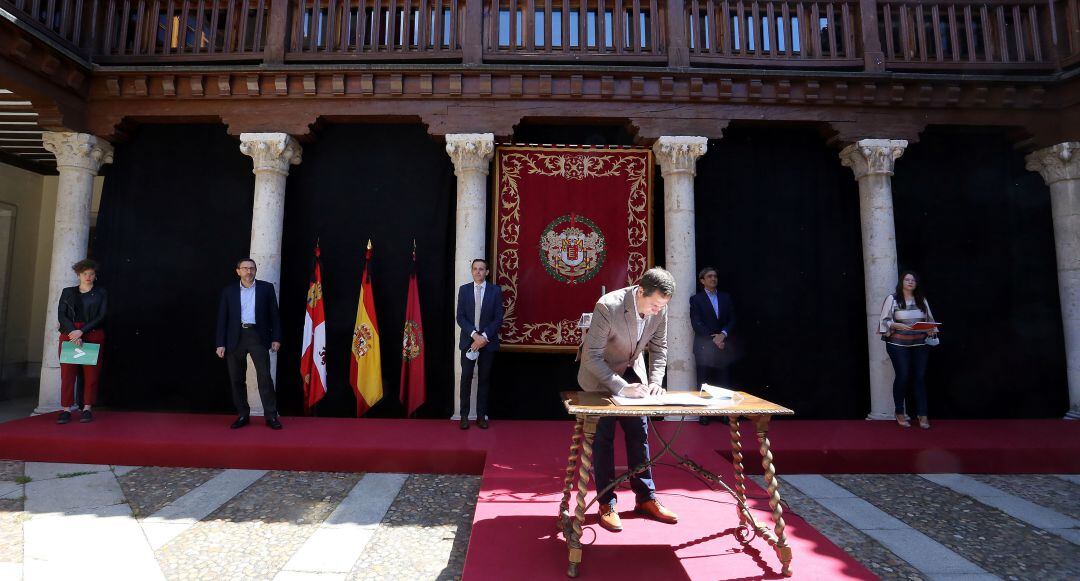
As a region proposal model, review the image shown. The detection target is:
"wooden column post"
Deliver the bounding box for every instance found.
[463,0,485,65]
[264,0,291,65]
[666,0,690,68]
[859,0,885,71]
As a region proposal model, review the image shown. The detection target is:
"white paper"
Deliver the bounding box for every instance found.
[611,393,711,406]
[701,384,736,399]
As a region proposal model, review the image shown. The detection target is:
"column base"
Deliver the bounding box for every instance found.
[1065,407,1080,420]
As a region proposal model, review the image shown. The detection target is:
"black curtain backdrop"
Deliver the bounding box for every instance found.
[89,123,1067,420]
[695,126,869,419]
[891,127,1066,418]
[95,124,254,412]
[275,124,456,418]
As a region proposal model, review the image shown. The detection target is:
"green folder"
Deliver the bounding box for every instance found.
[59,342,100,366]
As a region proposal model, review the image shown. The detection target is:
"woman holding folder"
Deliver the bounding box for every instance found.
[878,271,939,429]
[56,259,107,424]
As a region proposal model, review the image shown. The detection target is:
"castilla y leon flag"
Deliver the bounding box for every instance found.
[300,242,328,415]
[400,243,426,417]
[349,240,383,416]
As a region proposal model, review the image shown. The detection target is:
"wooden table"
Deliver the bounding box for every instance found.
[556,390,796,578]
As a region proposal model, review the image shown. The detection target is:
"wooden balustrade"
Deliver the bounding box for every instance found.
[0,0,98,55]
[286,0,463,59]
[684,1,861,66]
[482,0,668,62]
[95,0,270,62]
[879,0,1061,70]
[1,0,1077,70]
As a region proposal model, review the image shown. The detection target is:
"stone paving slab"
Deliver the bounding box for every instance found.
[1057,475,1080,486]
[142,469,267,550]
[24,470,126,514]
[112,465,140,477]
[279,473,407,577]
[24,503,164,581]
[972,474,1080,521]
[923,474,1079,538]
[24,462,109,481]
[347,474,480,581]
[155,471,362,581]
[0,483,19,501]
[753,476,924,581]
[830,474,1080,580]
[0,462,21,481]
[0,562,22,581]
[119,466,225,518]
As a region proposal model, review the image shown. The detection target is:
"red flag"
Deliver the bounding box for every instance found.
[400,242,426,416]
[300,243,327,415]
[349,240,383,416]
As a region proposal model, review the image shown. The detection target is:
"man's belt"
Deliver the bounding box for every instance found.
[241,323,257,329]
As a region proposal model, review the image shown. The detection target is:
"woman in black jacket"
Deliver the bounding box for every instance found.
[56,259,107,424]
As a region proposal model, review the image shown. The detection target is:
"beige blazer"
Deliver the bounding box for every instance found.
[577,286,668,394]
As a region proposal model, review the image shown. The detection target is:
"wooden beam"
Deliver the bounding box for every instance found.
[0,150,57,174]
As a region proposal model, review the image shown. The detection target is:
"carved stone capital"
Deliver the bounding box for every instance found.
[840,139,907,180]
[445,133,495,176]
[652,136,708,176]
[1025,142,1080,185]
[239,133,302,176]
[41,132,113,174]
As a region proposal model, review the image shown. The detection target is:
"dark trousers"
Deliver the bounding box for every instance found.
[226,327,278,417]
[594,369,655,507]
[695,362,730,389]
[459,349,494,418]
[886,343,929,416]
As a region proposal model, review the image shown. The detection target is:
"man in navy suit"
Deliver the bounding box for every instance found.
[456,258,504,430]
[215,258,283,430]
[689,267,736,425]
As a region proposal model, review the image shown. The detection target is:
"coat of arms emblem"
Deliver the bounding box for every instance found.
[402,321,423,360]
[352,324,374,358]
[539,214,606,284]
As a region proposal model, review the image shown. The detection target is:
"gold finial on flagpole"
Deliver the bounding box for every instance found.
[366,239,373,250]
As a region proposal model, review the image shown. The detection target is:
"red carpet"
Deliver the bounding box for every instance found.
[2,413,1078,579]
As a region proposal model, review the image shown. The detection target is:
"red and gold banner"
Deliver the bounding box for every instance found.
[492,146,653,351]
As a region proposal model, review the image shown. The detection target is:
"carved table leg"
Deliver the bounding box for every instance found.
[755,415,793,577]
[567,415,598,578]
[729,415,753,531]
[558,416,585,532]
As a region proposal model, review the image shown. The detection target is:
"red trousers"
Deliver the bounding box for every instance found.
[58,327,104,407]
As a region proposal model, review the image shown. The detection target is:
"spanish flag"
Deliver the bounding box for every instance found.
[348,240,382,416]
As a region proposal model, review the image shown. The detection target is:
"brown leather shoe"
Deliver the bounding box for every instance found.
[635,499,678,524]
[598,505,623,532]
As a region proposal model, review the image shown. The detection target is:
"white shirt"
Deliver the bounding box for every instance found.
[472,282,488,340]
[240,281,257,324]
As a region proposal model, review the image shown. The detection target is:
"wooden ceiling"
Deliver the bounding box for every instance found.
[0,88,55,175]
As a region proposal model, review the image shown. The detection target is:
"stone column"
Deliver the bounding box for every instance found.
[1025,142,1080,419]
[653,136,708,392]
[239,133,302,415]
[840,139,907,420]
[36,132,114,414]
[446,133,495,420]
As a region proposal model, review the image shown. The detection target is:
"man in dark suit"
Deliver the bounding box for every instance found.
[215,258,283,430]
[578,267,680,532]
[689,267,736,425]
[456,258,504,430]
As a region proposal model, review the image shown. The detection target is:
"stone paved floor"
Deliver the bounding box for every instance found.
[0,461,1075,579]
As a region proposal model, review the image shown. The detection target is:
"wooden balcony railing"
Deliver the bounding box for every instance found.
[685,1,861,67]
[482,0,668,62]
[95,0,271,62]
[286,0,463,60]
[879,1,1062,70]
[2,0,1077,71]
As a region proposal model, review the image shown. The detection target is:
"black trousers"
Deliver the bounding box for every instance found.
[459,349,494,418]
[226,327,278,417]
